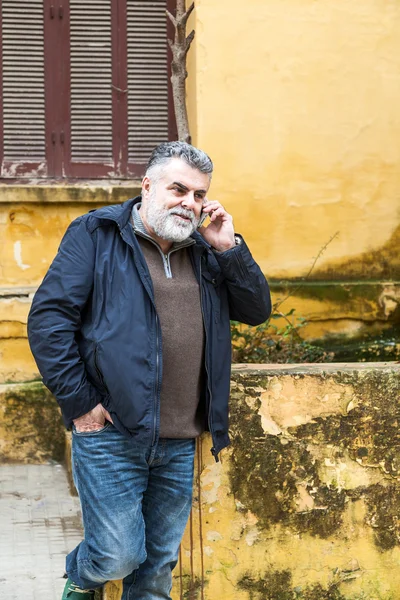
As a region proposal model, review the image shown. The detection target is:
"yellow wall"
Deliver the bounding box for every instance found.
[101,363,400,600]
[187,0,400,279]
[0,186,139,382]
[2,0,400,379]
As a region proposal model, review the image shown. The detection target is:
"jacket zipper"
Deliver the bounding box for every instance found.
[153,314,161,446]
[119,227,162,448]
[199,257,218,460]
[132,222,195,279]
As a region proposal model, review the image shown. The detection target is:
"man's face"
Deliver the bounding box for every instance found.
[141,158,211,242]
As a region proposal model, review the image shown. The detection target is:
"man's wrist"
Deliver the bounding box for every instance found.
[213,235,241,253]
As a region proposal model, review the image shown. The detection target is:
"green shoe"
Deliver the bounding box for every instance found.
[61,577,95,599]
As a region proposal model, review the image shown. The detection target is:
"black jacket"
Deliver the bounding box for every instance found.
[28,197,271,459]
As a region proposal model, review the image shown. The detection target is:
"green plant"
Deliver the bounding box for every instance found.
[231,234,339,364]
[231,308,334,364]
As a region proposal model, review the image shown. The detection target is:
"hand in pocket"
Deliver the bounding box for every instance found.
[73,403,113,433]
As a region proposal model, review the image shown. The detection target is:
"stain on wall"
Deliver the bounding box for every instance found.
[0,381,65,463]
[5,371,400,599]
[229,368,400,548]
[173,364,400,600]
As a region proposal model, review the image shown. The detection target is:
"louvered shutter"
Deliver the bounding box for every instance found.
[1,0,176,180]
[64,0,115,177]
[0,0,48,177]
[127,0,171,176]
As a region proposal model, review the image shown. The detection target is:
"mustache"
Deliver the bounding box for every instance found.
[168,207,197,225]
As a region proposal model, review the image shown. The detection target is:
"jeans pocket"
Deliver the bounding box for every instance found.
[72,422,113,436]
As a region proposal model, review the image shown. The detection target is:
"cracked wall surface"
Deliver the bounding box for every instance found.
[2,367,400,599]
[171,364,400,600]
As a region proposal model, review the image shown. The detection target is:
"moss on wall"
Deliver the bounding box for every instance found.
[229,376,346,538]
[228,369,400,552]
[238,569,353,600]
[311,225,400,282]
[0,381,65,462]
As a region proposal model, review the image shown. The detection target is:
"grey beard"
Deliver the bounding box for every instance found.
[145,202,199,242]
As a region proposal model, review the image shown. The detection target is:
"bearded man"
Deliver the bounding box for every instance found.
[28,142,271,600]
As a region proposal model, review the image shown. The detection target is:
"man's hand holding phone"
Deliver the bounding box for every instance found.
[197,199,236,252]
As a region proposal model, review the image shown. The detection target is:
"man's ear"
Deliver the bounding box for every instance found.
[142,176,151,197]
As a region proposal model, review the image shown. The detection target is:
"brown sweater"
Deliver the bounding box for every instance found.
[136,235,206,439]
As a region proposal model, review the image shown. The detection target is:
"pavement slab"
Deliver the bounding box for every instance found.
[0,463,83,600]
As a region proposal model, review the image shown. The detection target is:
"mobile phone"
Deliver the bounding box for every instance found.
[198,210,208,228]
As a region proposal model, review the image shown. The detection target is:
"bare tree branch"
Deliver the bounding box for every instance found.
[167,1,196,142]
[181,2,195,27]
[184,30,195,54]
[274,232,340,311]
[166,10,177,28]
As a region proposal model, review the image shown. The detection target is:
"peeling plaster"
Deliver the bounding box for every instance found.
[258,376,355,432]
[200,461,223,505]
[378,284,400,317]
[13,241,30,271]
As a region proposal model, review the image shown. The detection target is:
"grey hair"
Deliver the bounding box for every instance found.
[145,141,213,181]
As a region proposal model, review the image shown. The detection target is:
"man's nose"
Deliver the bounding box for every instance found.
[181,193,196,209]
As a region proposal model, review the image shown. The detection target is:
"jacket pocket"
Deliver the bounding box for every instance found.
[94,344,109,394]
[72,422,112,436]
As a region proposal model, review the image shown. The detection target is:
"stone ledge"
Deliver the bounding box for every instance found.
[232,361,398,374]
[102,362,400,600]
[0,182,141,204]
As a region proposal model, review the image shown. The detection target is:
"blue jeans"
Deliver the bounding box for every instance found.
[66,423,195,599]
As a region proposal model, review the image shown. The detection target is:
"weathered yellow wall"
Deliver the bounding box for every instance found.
[187,0,400,281]
[7,367,399,599]
[0,186,140,382]
[1,196,399,382]
[0,381,65,463]
[100,363,400,600]
[2,0,400,377]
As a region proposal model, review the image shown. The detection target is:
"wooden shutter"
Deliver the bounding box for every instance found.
[0,0,176,180]
[64,0,115,177]
[0,0,47,177]
[127,0,170,175]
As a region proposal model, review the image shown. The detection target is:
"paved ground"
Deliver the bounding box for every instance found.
[0,463,83,600]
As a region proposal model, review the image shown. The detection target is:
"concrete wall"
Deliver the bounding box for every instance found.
[167,363,400,600]
[187,0,400,279]
[3,365,399,599]
[1,0,400,374]
[0,185,140,382]
[186,0,400,348]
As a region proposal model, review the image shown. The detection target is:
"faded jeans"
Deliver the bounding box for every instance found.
[66,423,195,599]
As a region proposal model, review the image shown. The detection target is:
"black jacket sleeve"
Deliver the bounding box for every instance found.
[27,217,105,426]
[213,235,271,326]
